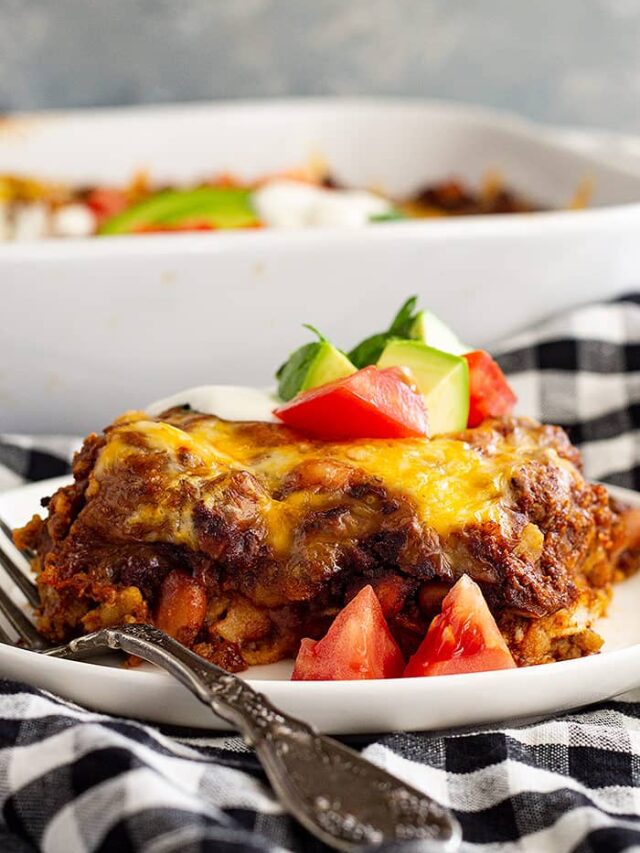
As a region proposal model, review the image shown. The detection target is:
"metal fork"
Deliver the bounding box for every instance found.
[0,520,460,853]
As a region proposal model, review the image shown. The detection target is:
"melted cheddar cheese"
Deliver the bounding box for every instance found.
[90,411,579,557]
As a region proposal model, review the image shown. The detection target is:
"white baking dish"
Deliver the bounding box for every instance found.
[2,98,640,433]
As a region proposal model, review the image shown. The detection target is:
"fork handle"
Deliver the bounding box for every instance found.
[46,624,460,852]
[45,623,290,732]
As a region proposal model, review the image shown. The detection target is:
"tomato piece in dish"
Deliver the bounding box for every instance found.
[292,585,405,680]
[133,220,217,233]
[463,350,517,427]
[85,187,129,223]
[274,366,429,440]
[155,570,207,647]
[404,575,516,677]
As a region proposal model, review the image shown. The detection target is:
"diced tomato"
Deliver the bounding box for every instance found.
[620,508,640,552]
[208,172,243,188]
[463,350,517,427]
[274,366,429,441]
[132,220,263,233]
[404,575,516,677]
[133,220,217,233]
[369,574,412,618]
[85,187,129,223]
[292,585,405,680]
[155,570,207,647]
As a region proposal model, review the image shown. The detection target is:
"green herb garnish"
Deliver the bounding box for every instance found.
[369,209,406,223]
[347,296,419,368]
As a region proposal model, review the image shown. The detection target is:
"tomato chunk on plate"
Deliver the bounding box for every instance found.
[463,350,517,427]
[292,585,405,680]
[274,366,429,440]
[404,575,516,677]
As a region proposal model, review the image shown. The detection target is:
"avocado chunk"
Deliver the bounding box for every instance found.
[410,310,469,356]
[98,187,259,234]
[369,208,406,223]
[277,327,356,401]
[377,339,469,435]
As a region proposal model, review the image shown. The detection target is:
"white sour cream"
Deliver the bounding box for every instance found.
[12,202,49,241]
[253,179,392,229]
[51,203,96,238]
[147,385,279,423]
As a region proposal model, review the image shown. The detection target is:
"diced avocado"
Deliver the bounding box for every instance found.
[98,187,259,234]
[377,339,469,435]
[410,310,469,356]
[369,208,406,223]
[276,326,356,401]
[348,296,419,368]
[302,342,356,391]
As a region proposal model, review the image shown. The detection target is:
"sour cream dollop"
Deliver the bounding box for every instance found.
[253,179,393,229]
[51,203,96,238]
[147,385,279,423]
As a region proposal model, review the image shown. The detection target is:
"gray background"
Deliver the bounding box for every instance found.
[1,0,640,132]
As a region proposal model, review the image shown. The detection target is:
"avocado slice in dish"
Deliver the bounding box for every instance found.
[377,338,469,435]
[369,208,406,222]
[98,187,259,234]
[277,327,356,402]
[409,310,469,356]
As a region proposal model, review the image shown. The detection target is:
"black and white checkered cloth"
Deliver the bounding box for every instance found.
[3,295,640,853]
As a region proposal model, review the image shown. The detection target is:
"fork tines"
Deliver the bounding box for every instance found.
[0,516,43,649]
[0,516,34,560]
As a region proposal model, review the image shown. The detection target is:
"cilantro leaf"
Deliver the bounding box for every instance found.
[348,296,419,368]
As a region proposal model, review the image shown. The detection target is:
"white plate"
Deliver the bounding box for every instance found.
[1,476,640,735]
[3,98,640,434]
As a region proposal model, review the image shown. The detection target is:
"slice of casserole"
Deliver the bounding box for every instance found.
[15,409,640,671]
